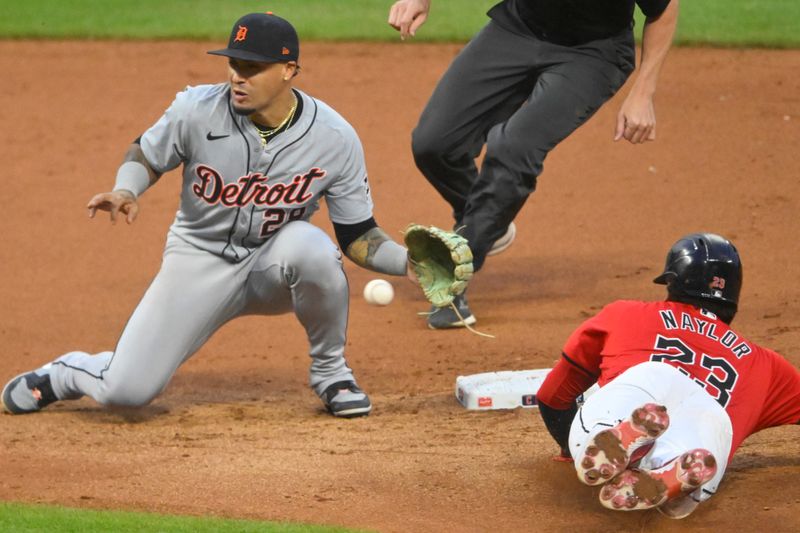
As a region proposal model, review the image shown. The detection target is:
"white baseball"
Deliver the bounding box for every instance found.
[363,279,394,306]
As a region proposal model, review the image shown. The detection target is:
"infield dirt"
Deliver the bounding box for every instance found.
[0,41,798,532]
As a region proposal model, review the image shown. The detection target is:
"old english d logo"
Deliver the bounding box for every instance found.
[234,25,248,42]
[282,47,290,55]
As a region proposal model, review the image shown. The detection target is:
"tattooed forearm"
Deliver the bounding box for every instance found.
[346,227,391,269]
[123,143,162,185]
[346,227,408,276]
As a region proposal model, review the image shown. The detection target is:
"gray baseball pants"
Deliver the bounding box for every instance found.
[412,21,635,270]
[48,221,356,406]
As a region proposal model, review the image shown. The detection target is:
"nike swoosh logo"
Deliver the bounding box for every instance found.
[206,132,230,141]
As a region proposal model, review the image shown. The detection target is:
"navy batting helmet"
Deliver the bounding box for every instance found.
[653,233,742,308]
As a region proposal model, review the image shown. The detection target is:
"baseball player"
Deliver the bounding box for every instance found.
[1,13,416,419]
[388,0,679,328]
[536,233,800,517]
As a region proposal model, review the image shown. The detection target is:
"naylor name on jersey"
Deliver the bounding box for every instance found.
[191,165,326,208]
[658,309,753,359]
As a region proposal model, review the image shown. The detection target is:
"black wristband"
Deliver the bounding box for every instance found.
[539,401,578,456]
[333,217,378,252]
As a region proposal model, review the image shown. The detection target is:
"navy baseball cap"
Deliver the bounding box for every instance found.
[208,12,299,63]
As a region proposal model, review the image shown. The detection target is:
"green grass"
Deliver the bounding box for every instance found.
[0,0,495,41]
[641,0,800,48]
[0,502,365,533]
[0,0,797,47]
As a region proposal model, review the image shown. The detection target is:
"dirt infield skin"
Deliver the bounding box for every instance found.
[0,41,798,532]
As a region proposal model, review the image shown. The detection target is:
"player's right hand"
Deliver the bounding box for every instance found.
[87,190,139,225]
[388,0,430,40]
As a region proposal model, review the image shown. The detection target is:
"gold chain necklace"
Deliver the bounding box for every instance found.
[256,94,298,146]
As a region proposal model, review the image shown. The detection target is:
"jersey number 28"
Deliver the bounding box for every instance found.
[260,207,307,238]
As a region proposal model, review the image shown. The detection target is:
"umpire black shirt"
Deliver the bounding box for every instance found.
[489,0,672,45]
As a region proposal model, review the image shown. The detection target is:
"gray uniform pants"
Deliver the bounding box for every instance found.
[412,21,635,270]
[48,221,355,406]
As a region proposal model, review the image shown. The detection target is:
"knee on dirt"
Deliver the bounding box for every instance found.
[94,378,162,407]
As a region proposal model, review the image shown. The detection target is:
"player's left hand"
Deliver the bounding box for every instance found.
[614,92,657,144]
[388,0,430,40]
[87,190,140,225]
[404,224,473,307]
[552,448,573,463]
[406,259,421,286]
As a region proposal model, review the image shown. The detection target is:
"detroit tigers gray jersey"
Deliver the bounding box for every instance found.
[16,85,376,414]
[1,12,381,418]
[142,84,373,261]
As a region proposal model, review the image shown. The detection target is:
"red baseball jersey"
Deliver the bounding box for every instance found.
[537,300,800,457]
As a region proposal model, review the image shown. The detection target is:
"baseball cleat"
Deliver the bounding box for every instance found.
[598,448,717,512]
[427,293,476,329]
[577,403,669,486]
[1,364,58,415]
[487,222,516,256]
[321,381,372,418]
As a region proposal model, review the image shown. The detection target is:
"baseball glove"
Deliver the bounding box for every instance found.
[404,224,473,308]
